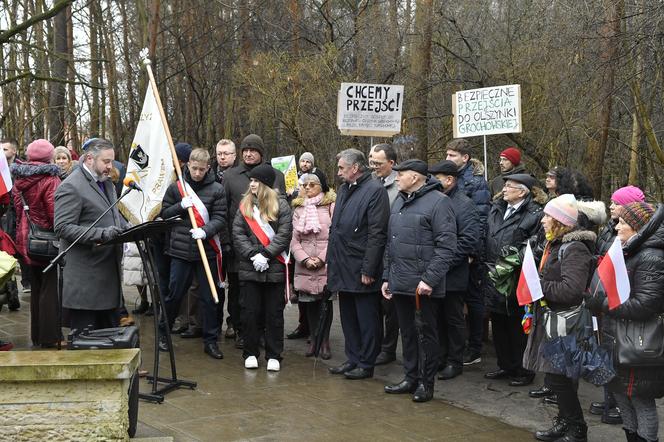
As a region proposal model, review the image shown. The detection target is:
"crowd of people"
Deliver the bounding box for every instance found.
[0,134,662,441]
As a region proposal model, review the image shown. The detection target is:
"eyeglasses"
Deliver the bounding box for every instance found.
[503,183,523,190]
[301,182,319,189]
[217,151,235,156]
[369,161,385,167]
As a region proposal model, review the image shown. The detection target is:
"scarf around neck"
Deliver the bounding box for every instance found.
[296,193,324,234]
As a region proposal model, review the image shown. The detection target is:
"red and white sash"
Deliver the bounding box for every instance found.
[177,181,223,286]
[243,205,291,301]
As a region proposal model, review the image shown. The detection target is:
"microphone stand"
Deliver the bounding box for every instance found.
[44,186,134,274]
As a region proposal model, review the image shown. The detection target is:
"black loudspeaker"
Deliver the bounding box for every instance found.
[68,326,140,437]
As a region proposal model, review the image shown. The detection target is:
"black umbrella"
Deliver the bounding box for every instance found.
[414,288,427,384]
[541,326,615,386]
[313,288,334,359]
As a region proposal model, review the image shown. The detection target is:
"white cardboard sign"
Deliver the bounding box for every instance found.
[337,82,404,137]
[452,84,522,138]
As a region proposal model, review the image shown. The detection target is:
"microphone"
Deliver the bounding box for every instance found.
[123,177,143,192]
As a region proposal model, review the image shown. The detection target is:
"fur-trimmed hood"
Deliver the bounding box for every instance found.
[11,162,60,179]
[561,229,597,244]
[469,158,485,176]
[291,189,336,208]
[576,200,608,227]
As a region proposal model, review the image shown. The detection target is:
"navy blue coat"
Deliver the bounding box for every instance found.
[444,184,480,292]
[326,171,389,293]
[383,179,457,298]
[456,159,491,256]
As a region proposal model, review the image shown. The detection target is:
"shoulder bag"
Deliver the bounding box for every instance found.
[606,315,664,366]
[19,193,59,261]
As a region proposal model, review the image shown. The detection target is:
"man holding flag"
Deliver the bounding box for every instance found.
[159,148,227,359]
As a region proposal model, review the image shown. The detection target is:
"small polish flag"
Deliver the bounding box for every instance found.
[0,153,12,196]
[516,241,544,306]
[597,237,630,310]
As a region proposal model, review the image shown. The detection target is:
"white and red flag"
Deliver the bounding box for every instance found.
[516,241,544,306]
[596,237,630,310]
[176,182,223,286]
[0,153,12,195]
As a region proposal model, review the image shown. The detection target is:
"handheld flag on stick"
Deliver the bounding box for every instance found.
[139,52,219,303]
[516,241,544,306]
[0,153,12,196]
[595,237,630,310]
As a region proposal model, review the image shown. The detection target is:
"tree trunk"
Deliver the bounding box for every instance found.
[407,0,434,160]
[582,0,623,199]
[66,4,78,150]
[89,1,100,135]
[47,6,68,145]
[103,2,122,154]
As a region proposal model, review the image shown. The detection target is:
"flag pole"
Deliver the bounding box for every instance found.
[142,56,219,304]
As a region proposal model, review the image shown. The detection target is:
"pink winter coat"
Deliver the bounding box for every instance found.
[290,191,336,296]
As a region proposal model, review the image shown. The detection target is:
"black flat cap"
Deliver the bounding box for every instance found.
[428,160,459,177]
[393,159,428,176]
[504,173,537,190]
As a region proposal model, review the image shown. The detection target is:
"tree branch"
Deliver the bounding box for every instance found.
[0,0,73,44]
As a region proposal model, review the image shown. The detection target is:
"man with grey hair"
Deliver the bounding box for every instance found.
[484,173,543,387]
[327,148,390,380]
[55,137,126,331]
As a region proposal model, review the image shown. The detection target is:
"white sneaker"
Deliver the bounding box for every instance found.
[244,356,258,369]
[267,358,280,372]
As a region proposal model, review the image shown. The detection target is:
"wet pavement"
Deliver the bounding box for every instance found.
[0,284,652,441]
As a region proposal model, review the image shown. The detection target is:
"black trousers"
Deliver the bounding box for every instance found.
[163,258,222,345]
[69,308,119,332]
[464,262,485,353]
[240,281,285,361]
[380,297,399,355]
[227,271,241,332]
[490,311,531,375]
[30,265,60,346]
[338,291,382,369]
[437,290,466,368]
[545,372,585,427]
[393,294,440,387]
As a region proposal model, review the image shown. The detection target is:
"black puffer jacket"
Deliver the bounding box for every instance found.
[326,171,389,293]
[586,205,664,398]
[444,183,480,292]
[160,168,227,261]
[383,178,456,297]
[596,219,617,257]
[484,193,544,314]
[232,197,292,283]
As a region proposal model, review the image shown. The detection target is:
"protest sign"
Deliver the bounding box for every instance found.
[337,82,404,137]
[452,84,522,138]
[271,155,298,194]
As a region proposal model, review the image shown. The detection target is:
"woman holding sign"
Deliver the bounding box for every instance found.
[522,194,595,442]
[233,163,292,372]
[586,202,664,442]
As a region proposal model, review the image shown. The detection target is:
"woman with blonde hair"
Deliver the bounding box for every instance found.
[233,163,292,371]
[54,146,77,179]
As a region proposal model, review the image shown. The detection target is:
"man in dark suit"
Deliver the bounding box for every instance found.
[327,148,390,380]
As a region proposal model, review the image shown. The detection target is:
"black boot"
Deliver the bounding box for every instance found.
[560,423,587,442]
[535,417,568,441]
[132,301,150,315]
[6,280,19,311]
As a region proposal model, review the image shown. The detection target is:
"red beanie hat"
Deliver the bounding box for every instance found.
[500,147,521,166]
[26,139,55,163]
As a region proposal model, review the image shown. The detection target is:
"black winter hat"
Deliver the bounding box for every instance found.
[248,163,276,188]
[175,142,192,163]
[504,173,538,190]
[301,169,329,193]
[240,134,265,157]
[393,159,428,176]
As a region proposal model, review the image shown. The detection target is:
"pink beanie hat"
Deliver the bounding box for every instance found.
[611,185,645,206]
[26,139,55,163]
[544,193,578,227]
